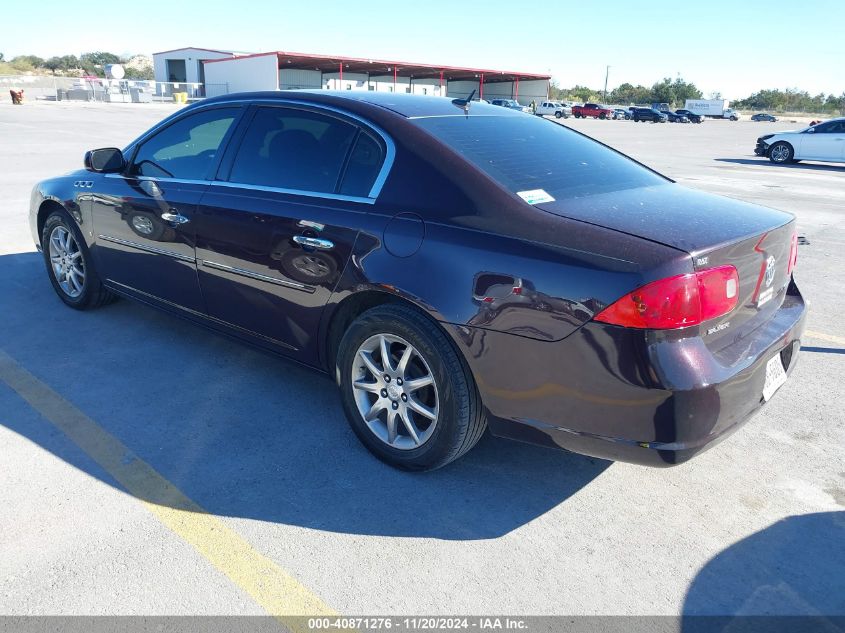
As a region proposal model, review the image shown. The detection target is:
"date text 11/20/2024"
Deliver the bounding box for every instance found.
[307,617,528,630]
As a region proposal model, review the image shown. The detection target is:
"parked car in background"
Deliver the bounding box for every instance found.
[28,91,806,470]
[555,101,573,117]
[491,98,531,113]
[751,113,778,122]
[675,109,704,124]
[660,110,690,123]
[613,108,631,120]
[535,101,570,118]
[572,103,613,119]
[631,107,668,123]
[755,117,845,164]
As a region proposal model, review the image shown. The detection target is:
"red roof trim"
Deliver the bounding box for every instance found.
[153,47,235,56]
[203,50,550,79]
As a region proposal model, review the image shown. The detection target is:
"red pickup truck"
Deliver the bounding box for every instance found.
[572,103,613,119]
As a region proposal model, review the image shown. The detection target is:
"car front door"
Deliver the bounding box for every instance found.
[798,121,845,161]
[90,105,243,312]
[193,103,389,362]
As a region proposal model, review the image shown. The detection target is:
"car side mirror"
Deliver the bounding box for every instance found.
[84,147,125,173]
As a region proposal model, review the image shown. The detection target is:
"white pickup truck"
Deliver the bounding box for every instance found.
[535,101,572,119]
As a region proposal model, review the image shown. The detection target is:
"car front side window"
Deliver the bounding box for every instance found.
[130,107,240,180]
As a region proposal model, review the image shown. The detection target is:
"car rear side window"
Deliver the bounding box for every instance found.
[414,114,665,200]
[228,106,358,194]
[339,131,384,197]
[131,107,239,180]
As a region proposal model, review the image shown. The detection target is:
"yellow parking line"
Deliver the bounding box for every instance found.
[0,349,335,630]
[805,330,845,346]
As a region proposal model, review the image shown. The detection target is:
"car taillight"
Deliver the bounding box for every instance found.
[594,266,739,330]
[788,231,798,274]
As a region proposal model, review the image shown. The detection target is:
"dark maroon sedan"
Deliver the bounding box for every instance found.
[29,91,805,470]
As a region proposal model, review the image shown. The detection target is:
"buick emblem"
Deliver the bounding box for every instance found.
[764,256,776,288]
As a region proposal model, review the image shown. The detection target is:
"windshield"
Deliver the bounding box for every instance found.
[415,114,667,200]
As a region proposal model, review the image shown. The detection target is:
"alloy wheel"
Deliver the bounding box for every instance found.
[48,225,85,298]
[351,333,439,450]
[770,144,791,163]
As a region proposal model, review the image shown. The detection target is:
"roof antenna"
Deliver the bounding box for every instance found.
[451,89,476,113]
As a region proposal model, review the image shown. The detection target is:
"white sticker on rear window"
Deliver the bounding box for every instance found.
[517,189,555,205]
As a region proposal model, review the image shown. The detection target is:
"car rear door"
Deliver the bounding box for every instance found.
[193,102,390,363]
[90,105,243,312]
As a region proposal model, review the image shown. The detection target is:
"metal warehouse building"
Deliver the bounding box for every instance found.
[152,47,237,86]
[153,47,550,104]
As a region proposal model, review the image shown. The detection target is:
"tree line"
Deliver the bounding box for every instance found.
[550,77,703,107]
[0,51,153,80]
[550,75,844,115]
[733,89,845,115]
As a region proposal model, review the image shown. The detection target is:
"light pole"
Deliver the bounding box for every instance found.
[603,65,610,103]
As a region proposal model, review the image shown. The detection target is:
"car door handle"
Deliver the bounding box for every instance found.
[161,210,190,225]
[293,235,334,250]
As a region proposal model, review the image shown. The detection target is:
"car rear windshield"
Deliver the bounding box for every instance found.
[414,114,666,201]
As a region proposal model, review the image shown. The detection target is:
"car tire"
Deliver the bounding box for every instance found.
[768,142,794,164]
[336,303,486,471]
[599,113,606,120]
[41,209,115,310]
[555,111,562,119]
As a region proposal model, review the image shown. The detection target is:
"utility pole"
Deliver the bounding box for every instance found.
[603,65,610,102]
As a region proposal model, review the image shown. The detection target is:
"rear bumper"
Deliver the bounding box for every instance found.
[450,280,806,467]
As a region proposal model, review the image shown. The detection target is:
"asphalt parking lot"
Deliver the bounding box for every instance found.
[0,102,843,622]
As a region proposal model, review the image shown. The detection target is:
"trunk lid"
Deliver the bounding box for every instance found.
[691,220,796,352]
[537,184,796,346]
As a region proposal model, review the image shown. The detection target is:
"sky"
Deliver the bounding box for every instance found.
[2,0,843,100]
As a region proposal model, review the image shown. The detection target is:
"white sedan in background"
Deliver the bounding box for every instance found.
[755,118,845,164]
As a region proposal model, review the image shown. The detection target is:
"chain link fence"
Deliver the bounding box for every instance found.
[2,75,229,103]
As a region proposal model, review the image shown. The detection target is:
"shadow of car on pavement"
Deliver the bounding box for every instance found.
[715,158,845,172]
[0,251,609,541]
[683,511,845,626]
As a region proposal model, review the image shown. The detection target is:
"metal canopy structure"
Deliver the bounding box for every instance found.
[269,51,549,82]
[204,50,550,99]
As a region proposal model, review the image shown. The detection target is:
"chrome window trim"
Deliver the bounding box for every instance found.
[199,259,315,294]
[120,97,396,201]
[209,180,375,205]
[104,174,376,205]
[97,234,195,263]
[104,174,209,186]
